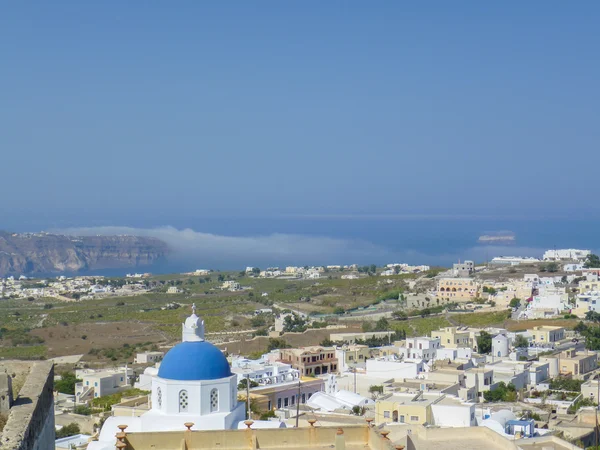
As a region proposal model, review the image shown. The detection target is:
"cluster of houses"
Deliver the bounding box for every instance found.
[0,275,149,300]
[70,319,598,447]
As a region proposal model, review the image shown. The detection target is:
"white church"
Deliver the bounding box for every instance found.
[89,305,282,450]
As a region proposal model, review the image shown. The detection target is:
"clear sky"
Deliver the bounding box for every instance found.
[2,1,599,231]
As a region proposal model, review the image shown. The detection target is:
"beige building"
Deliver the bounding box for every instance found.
[431,327,470,348]
[437,278,479,303]
[335,345,371,372]
[376,392,476,427]
[543,349,598,376]
[579,279,600,292]
[279,346,339,376]
[529,326,565,343]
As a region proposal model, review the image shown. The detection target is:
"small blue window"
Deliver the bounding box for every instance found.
[120,377,123,382]
[86,381,89,386]
[95,382,98,387]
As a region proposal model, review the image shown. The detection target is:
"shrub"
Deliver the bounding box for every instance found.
[56,423,80,439]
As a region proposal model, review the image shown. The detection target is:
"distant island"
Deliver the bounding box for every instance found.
[478,233,516,244]
[0,231,169,276]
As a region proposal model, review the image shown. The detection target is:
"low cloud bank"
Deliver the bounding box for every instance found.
[55,226,570,270]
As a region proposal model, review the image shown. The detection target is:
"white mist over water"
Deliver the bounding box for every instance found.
[53,225,559,271]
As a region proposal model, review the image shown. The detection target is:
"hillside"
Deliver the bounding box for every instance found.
[0,231,168,276]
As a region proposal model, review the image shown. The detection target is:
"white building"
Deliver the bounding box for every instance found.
[434,347,473,362]
[134,351,164,364]
[366,359,424,380]
[88,305,281,450]
[492,334,509,358]
[398,337,441,362]
[543,249,590,261]
[230,357,299,386]
[564,263,584,272]
[75,367,134,403]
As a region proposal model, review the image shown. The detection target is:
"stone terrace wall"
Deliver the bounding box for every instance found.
[0,361,54,450]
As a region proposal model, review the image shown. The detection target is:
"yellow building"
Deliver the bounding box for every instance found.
[579,279,600,292]
[335,345,371,372]
[437,278,479,303]
[557,349,598,376]
[431,327,470,347]
[529,326,565,343]
[376,392,434,425]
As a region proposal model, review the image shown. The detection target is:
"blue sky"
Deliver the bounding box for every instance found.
[1,2,599,231]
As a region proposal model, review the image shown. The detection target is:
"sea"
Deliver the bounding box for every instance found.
[14,216,600,276]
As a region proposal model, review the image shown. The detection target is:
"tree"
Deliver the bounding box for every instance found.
[368,385,384,399]
[282,313,308,333]
[374,317,390,331]
[513,335,529,348]
[238,378,259,390]
[56,423,81,439]
[509,298,521,309]
[392,310,408,320]
[54,372,81,395]
[333,306,345,315]
[477,331,492,354]
[584,253,600,269]
[267,338,290,351]
[369,264,377,274]
[251,267,261,276]
[217,274,225,282]
[362,322,373,332]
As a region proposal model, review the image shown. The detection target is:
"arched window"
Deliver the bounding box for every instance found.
[179,390,189,412]
[157,387,162,409]
[210,388,219,412]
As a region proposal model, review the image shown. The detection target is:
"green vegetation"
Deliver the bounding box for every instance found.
[477,331,492,354]
[484,382,517,402]
[56,423,81,439]
[539,262,558,273]
[584,254,600,269]
[267,338,290,351]
[54,372,82,395]
[282,314,308,333]
[573,321,600,351]
[0,345,46,360]
[549,377,583,392]
[90,388,150,411]
[514,335,530,348]
[509,298,521,309]
[238,379,259,390]
[88,341,159,362]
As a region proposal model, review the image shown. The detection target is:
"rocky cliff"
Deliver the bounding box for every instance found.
[0,232,169,276]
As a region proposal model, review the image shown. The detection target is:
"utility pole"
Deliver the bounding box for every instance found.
[594,376,600,450]
[352,365,357,394]
[295,379,301,427]
[246,375,251,420]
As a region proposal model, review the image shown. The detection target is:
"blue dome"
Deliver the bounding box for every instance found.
[158,341,231,381]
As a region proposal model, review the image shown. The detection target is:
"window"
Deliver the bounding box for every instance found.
[179,390,189,412]
[95,382,98,387]
[301,393,306,403]
[291,395,295,405]
[277,398,282,409]
[86,381,89,386]
[268,401,272,410]
[284,397,289,407]
[400,415,405,423]
[210,388,219,412]
[410,415,419,422]
[95,393,98,397]
[384,411,390,419]
[120,377,123,382]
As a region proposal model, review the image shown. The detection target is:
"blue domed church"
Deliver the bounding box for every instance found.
[89,306,247,449]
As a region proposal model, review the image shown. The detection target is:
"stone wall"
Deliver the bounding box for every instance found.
[0,361,55,450]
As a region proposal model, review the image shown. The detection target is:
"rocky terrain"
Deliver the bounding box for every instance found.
[0,231,169,276]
